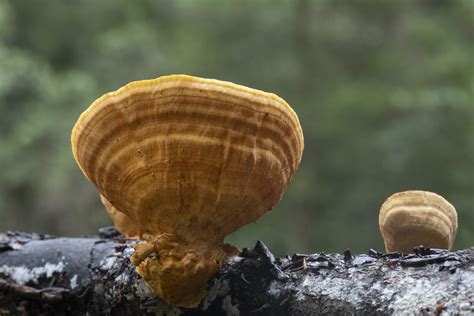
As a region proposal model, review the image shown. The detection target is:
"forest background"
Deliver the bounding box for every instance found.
[0,0,472,255]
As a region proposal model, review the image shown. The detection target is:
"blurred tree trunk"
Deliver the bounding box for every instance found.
[0,230,473,315]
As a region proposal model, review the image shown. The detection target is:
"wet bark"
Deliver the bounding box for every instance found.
[0,229,473,315]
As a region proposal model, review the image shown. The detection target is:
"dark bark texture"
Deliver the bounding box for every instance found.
[0,229,473,315]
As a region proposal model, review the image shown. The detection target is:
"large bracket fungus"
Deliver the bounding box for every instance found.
[71,75,304,307]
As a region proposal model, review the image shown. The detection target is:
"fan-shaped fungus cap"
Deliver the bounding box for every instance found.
[379,190,457,253]
[71,75,304,307]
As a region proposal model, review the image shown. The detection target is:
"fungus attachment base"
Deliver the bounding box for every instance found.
[131,233,239,308]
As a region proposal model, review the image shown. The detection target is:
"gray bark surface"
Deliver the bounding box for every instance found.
[0,229,473,315]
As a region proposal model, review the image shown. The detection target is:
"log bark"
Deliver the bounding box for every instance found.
[0,229,473,315]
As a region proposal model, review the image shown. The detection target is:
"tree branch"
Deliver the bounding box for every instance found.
[0,229,472,315]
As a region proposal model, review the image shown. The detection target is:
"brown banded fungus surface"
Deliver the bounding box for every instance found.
[71,75,304,307]
[379,190,458,254]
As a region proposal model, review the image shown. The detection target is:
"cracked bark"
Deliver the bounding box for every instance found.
[0,229,473,315]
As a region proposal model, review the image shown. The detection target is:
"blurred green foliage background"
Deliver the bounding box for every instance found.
[0,0,472,255]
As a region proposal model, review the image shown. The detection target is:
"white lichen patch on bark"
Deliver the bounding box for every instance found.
[123,246,135,258]
[133,278,154,298]
[70,274,78,289]
[202,278,231,310]
[221,295,240,316]
[114,272,129,284]
[201,277,240,315]
[1,261,65,285]
[99,256,117,271]
[266,260,474,315]
[386,265,474,315]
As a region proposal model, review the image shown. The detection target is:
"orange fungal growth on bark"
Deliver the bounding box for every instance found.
[71,74,304,307]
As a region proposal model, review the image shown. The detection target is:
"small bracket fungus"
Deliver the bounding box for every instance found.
[379,190,458,254]
[71,75,304,307]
